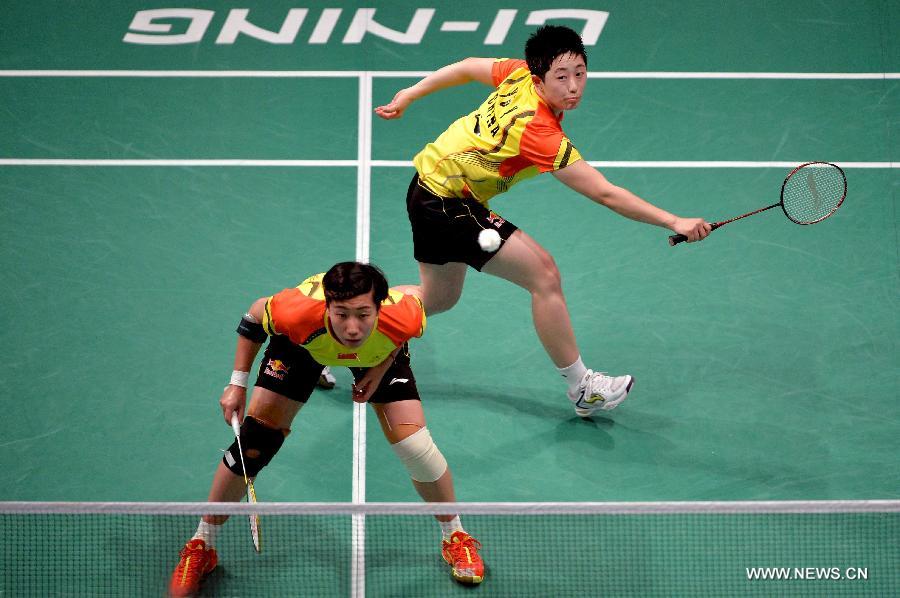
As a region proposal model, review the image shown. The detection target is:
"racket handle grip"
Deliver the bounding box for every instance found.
[668,223,720,246]
[230,412,242,437]
[668,233,688,246]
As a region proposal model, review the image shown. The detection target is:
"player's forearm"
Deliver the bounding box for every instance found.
[594,185,678,230]
[233,335,262,372]
[554,161,678,230]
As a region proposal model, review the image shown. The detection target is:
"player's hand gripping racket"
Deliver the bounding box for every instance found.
[231,411,261,553]
[668,162,847,246]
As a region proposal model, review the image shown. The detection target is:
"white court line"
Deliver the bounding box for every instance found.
[374,160,897,169]
[0,159,358,167]
[351,71,373,598]
[0,70,363,78]
[587,72,900,80]
[584,161,897,169]
[2,159,893,168]
[0,70,897,79]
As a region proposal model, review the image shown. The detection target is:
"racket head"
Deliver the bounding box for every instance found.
[247,481,261,552]
[780,162,847,225]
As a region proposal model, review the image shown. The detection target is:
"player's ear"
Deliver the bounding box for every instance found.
[531,73,544,89]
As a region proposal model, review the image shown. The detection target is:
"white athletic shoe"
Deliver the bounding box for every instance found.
[568,370,635,417]
[317,366,337,389]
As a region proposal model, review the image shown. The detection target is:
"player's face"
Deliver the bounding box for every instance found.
[327,290,378,348]
[533,53,587,114]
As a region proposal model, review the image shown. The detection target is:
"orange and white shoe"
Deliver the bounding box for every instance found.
[168,538,218,597]
[441,531,484,584]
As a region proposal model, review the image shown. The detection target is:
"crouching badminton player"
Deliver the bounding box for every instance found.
[169,261,484,596]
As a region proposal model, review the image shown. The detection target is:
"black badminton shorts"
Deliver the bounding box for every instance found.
[255,335,420,404]
[405,174,518,271]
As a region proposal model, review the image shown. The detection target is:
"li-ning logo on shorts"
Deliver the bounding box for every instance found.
[265,358,290,380]
[487,211,506,228]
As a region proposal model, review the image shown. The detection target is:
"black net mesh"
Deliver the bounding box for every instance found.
[2,502,897,597]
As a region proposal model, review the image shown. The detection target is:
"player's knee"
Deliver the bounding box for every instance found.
[223,416,286,478]
[423,289,461,315]
[531,250,562,295]
[390,427,448,483]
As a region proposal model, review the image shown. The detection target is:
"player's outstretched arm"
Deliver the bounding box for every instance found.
[553,160,711,242]
[374,57,495,120]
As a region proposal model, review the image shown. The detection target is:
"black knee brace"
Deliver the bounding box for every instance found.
[223,416,285,477]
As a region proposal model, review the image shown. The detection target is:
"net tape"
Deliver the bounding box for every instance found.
[2,499,898,515]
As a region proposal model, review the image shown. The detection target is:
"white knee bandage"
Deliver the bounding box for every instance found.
[390,427,448,483]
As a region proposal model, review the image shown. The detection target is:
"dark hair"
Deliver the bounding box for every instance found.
[524,25,587,80]
[322,261,389,308]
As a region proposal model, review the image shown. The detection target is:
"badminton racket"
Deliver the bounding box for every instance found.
[231,411,261,553]
[668,162,847,246]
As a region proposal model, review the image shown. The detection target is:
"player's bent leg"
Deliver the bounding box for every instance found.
[417,261,468,315]
[171,389,301,596]
[221,388,299,479]
[372,401,450,491]
[222,416,287,478]
[483,230,635,414]
[481,230,579,367]
[373,401,484,584]
[246,387,304,432]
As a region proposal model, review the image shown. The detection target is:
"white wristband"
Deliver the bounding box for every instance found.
[229,370,250,388]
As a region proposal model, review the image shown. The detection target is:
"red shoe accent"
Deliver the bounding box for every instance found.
[168,539,218,597]
[441,531,484,584]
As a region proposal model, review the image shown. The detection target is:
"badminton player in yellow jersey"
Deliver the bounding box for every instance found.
[376,25,711,417]
[169,262,484,597]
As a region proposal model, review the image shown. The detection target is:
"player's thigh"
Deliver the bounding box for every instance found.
[371,400,427,445]
[481,229,559,292]
[418,261,467,306]
[247,387,304,430]
[249,336,321,429]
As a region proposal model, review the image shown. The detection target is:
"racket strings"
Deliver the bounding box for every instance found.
[781,164,846,224]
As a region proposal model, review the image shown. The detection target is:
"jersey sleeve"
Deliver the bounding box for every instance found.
[491,58,529,87]
[519,120,583,173]
[263,287,325,345]
[377,293,426,346]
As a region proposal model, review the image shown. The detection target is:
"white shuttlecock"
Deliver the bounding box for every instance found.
[478,229,502,252]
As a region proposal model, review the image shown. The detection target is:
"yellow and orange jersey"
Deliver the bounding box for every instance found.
[414,58,583,205]
[261,273,426,367]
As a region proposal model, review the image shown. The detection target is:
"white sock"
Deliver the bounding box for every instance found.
[557,357,588,391]
[192,520,221,548]
[438,516,464,541]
